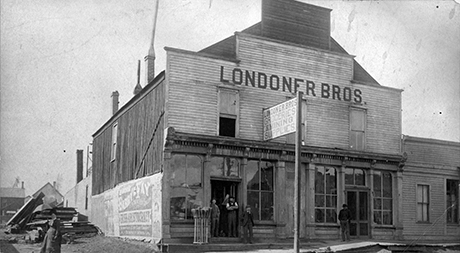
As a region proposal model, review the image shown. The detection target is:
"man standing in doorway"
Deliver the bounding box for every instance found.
[210,199,220,237]
[241,205,255,244]
[226,196,238,237]
[338,204,351,241]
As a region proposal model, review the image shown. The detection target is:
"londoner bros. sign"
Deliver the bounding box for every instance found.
[220,66,362,103]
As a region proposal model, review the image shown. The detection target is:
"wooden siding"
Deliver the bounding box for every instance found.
[92,80,166,195]
[166,33,401,155]
[403,136,460,166]
[401,171,450,239]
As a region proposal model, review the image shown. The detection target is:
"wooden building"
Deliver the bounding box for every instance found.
[90,0,459,244]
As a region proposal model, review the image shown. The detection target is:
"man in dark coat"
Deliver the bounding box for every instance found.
[241,205,255,244]
[338,204,352,241]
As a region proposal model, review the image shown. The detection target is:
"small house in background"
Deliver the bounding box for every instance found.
[32,182,64,209]
[0,183,25,224]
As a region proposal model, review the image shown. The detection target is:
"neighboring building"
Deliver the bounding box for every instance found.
[64,149,92,217]
[0,185,25,224]
[33,182,64,207]
[401,136,460,241]
[90,0,459,244]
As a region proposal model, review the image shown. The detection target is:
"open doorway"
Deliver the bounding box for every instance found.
[211,180,239,237]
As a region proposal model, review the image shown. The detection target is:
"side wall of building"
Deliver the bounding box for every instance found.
[63,175,92,217]
[92,79,166,195]
[402,136,460,240]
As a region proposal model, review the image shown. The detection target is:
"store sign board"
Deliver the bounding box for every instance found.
[263,97,297,141]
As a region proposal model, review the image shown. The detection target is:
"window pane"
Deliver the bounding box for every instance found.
[247,161,259,190]
[422,186,429,203]
[325,167,336,193]
[345,168,354,185]
[315,167,325,194]
[225,157,240,177]
[350,110,365,131]
[355,169,365,186]
[383,199,392,210]
[383,172,392,197]
[209,157,224,177]
[422,204,428,221]
[315,195,324,207]
[261,162,274,191]
[315,209,325,223]
[374,199,382,210]
[326,209,337,223]
[187,156,202,187]
[417,203,423,221]
[247,191,260,220]
[383,211,392,225]
[261,192,274,220]
[171,155,186,186]
[417,185,423,203]
[326,195,336,208]
[170,196,186,220]
[374,211,382,224]
[373,172,382,197]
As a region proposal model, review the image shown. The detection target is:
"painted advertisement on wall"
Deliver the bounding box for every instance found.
[117,173,162,239]
[91,173,162,242]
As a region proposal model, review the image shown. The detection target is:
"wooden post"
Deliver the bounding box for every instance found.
[294,91,303,252]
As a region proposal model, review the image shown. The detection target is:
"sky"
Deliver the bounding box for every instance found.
[1,0,459,196]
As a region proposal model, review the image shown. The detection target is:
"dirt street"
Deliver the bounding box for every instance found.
[1,232,159,253]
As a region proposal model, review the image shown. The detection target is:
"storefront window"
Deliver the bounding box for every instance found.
[315,166,337,223]
[373,171,392,225]
[446,179,459,224]
[247,160,274,221]
[345,168,365,186]
[210,157,239,177]
[170,154,203,220]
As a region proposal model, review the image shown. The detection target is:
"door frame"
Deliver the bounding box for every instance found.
[345,188,371,239]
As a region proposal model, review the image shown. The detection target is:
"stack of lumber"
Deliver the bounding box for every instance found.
[26,207,99,236]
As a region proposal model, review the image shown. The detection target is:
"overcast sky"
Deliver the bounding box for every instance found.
[1,0,459,196]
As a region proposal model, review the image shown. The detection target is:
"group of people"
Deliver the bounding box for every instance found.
[210,195,254,244]
[211,198,352,244]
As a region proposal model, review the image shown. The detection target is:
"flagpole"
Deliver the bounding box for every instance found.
[294,91,303,253]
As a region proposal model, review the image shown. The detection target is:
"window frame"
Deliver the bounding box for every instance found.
[446,179,459,224]
[349,107,366,151]
[169,154,204,221]
[111,122,118,162]
[246,160,275,222]
[314,165,337,224]
[373,171,393,225]
[416,184,430,223]
[217,87,240,138]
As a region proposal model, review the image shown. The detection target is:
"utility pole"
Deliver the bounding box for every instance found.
[294,91,303,253]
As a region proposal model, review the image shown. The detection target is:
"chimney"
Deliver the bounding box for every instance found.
[134,60,143,95]
[53,181,56,188]
[111,91,119,115]
[145,0,160,84]
[21,181,24,189]
[76,149,84,184]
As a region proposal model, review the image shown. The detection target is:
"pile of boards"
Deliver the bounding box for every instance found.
[6,193,100,238]
[26,207,100,236]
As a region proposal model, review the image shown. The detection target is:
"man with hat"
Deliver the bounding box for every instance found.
[338,204,352,241]
[241,205,255,244]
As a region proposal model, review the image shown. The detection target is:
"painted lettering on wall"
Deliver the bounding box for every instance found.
[220,66,362,103]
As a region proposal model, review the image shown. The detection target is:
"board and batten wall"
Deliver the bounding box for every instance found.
[401,136,460,240]
[165,32,401,155]
[92,78,166,196]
